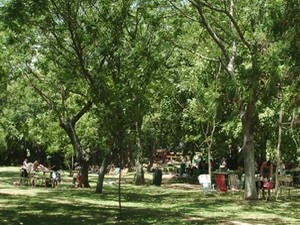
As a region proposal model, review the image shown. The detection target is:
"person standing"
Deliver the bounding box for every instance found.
[48,156,61,187]
[259,160,273,199]
[71,162,83,188]
[21,158,29,179]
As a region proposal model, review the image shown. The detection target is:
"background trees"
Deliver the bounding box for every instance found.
[0,0,299,199]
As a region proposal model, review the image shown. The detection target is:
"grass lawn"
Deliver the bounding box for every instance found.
[0,166,299,225]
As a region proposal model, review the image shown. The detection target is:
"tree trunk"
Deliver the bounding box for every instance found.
[134,158,145,185]
[147,156,154,172]
[243,133,256,199]
[242,101,257,200]
[96,156,109,193]
[81,161,90,188]
[60,121,90,187]
[275,99,284,195]
[133,121,145,185]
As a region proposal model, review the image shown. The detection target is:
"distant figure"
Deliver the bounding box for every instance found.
[48,157,60,187]
[26,149,31,158]
[260,160,273,199]
[219,157,227,170]
[198,159,208,174]
[22,157,28,167]
[161,150,167,164]
[32,159,40,172]
[180,160,187,177]
[21,158,29,178]
[109,164,116,175]
[74,163,83,188]
[279,162,286,175]
[210,159,217,171]
[30,159,41,186]
[260,160,273,179]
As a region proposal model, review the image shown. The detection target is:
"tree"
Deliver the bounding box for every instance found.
[180,0,285,199]
[1,0,106,187]
[1,0,180,190]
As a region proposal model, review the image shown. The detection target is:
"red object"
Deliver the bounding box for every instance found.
[263,181,273,189]
[77,176,83,188]
[216,174,227,192]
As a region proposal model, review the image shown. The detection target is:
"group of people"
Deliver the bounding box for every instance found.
[179,157,228,178]
[179,159,211,177]
[20,155,85,188]
[20,156,61,187]
[21,158,44,176]
[178,155,276,199]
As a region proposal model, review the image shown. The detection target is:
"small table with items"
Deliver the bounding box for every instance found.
[212,171,229,192]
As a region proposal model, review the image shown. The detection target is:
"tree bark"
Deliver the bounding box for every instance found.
[133,121,145,185]
[134,158,145,185]
[60,120,90,187]
[242,101,257,200]
[275,98,283,195]
[81,161,90,188]
[96,156,109,193]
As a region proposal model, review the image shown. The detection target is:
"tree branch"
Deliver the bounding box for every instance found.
[71,101,93,126]
[167,0,199,23]
[192,0,251,50]
[172,41,219,62]
[25,65,60,116]
[189,0,230,63]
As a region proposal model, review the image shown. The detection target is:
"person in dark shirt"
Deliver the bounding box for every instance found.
[48,156,61,187]
[259,160,273,199]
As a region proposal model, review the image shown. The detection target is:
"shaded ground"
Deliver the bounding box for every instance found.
[0,167,299,225]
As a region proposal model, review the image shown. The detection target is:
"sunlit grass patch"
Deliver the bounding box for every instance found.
[0,166,299,225]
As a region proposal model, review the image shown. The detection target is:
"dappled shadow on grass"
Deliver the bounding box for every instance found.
[0,200,115,225]
[0,190,186,225]
[1,168,300,225]
[0,189,119,225]
[1,187,299,225]
[0,170,21,186]
[0,185,219,225]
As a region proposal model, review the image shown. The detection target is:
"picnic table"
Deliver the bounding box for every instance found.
[32,170,51,186]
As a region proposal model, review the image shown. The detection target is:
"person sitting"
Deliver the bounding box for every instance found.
[108,164,116,175]
[260,160,273,200]
[32,159,40,171]
[180,160,187,177]
[219,157,227,170]
[198,159,208,175]
[30,159,40,186]
[31,159,48,186]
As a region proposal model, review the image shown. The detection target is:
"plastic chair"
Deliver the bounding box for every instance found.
[198,174,214,192]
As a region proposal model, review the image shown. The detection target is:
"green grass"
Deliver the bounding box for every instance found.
[0,167,299,225]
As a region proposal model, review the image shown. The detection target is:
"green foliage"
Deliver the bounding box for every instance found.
[0,0,300,170]
[0,128,7,152]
